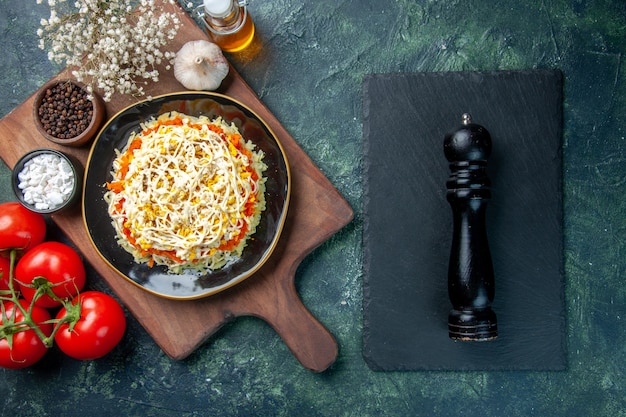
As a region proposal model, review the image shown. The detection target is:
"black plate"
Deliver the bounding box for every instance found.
[83,92,291,300]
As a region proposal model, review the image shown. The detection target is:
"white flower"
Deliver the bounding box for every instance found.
[37,0,181,102]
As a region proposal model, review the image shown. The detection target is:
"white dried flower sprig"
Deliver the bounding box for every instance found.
[36,0,182,102]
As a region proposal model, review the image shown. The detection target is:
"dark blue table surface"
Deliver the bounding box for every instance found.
[1,1,625,416]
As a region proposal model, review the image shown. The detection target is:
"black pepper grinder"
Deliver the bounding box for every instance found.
[444,113,497,341]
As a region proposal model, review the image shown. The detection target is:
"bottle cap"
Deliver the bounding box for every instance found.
[204,0,233,17]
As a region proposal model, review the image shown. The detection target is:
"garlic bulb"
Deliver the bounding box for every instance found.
[173,40,229,91]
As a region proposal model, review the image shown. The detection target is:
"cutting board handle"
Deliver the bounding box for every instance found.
[250,276,338,373]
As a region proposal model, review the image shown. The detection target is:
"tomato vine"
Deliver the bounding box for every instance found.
[0,249,81,349]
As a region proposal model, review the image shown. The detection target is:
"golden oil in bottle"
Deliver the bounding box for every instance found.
[202,0,256,53]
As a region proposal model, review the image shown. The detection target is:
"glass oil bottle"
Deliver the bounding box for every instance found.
[200,0,255,53]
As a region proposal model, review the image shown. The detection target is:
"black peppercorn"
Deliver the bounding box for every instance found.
[37,82,93,139]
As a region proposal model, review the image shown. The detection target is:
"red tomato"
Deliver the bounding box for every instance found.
[0,256,11,291]
[55,291,126,360]
[0,202,46,252]
[15,242,86,308]
[0,299,52,369]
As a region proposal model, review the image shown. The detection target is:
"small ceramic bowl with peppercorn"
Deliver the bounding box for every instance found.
[32,78,106,147]
[12,148,83,214]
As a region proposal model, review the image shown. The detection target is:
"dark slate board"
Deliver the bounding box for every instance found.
[362,69,565,371]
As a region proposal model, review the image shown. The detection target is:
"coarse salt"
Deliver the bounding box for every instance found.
[18,153,74,211]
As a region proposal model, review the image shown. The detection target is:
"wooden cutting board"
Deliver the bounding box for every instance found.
[0,3,353,372]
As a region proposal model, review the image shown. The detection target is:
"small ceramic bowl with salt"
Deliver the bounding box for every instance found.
[12,149,83,214]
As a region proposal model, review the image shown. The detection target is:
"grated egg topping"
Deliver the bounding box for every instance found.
[104,111,267,273]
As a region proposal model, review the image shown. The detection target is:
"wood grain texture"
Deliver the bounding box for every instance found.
[0,3,353,372]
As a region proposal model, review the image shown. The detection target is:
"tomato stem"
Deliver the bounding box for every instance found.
[0,249,82,349]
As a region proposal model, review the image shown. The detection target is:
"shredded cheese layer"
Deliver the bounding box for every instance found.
[104,111,267,273]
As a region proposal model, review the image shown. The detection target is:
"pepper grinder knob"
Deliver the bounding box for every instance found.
[444,113,498,341]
